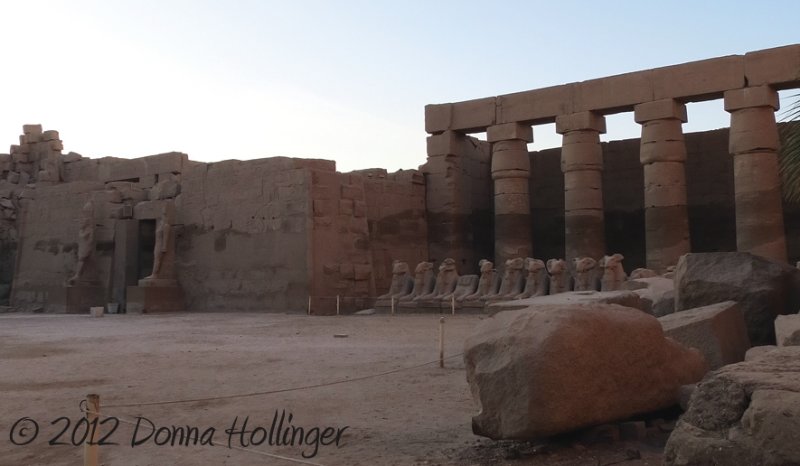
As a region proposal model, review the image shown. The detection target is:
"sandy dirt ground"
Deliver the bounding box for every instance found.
[0,312,666,465]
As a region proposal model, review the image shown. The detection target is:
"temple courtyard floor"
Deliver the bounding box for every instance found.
[1,312,665,465]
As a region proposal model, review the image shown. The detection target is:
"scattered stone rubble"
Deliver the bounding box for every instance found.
[461,251,800,466]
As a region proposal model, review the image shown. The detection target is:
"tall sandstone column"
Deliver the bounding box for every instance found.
[556,112,606,261]
[487,123,533,265]
[724,86,787,262]
[634,99,691,272]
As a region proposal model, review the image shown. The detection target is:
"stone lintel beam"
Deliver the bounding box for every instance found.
[724,85,780,113]
[487,123,533,143]
[744,44,800,89]
[634,99,688,124]
[426,45,800,134]
[555,111,607,135]
[426,130,463,157]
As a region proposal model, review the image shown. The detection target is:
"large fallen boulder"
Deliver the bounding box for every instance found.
[674,252,800,345]
[659,301,751,370]
[464,304,707,440]
[664,346,800,466]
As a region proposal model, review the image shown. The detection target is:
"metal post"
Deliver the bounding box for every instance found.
[336,295,340,316]
[307,296,312,316]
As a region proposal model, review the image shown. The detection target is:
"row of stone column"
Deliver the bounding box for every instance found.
[478,85,786,270]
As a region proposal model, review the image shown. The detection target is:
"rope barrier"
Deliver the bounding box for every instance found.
[104,353,464,409]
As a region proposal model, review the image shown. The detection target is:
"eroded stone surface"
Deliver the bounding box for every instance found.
[465,304,707,440]
[664,347,800,466]
[659,301,751,370]
[675,252,800,345]
[775,314,800,346]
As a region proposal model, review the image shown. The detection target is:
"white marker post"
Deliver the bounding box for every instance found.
[336,295,340,316]
[84,394,99,466]
[439,317,445,368]
[451,295,455,315]
[307,296,312,316]
[390,296,395,316]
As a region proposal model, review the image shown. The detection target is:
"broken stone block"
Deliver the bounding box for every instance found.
[148,175,181,200]
[42,130,59,141]
[465,304,707,439]
[630,276,675,316]
[675,252,800,345]
[62,151,83,163]
[775,314,800,346]
[664,346,800,466]
[659,301,751,370]
[22,124,42,135]
[490,289,647,314]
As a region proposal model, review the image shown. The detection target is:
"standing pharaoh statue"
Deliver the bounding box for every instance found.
[68,200,95,285]
[141,204,177,284]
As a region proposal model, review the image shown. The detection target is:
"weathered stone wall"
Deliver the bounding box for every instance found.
[0,182,18,304]
[175,157,315,311]
[308,168,375,314]
[10,181,114,311]
[421,135,492,274]
[357,168,428,294]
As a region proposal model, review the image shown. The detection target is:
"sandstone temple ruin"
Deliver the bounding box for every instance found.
[1,44,799,314]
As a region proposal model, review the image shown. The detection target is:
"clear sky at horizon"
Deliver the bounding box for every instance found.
[1,0,798,172]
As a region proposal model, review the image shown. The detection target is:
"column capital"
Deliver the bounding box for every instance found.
[555,111,606,134]
[487,123,533,143]
[634,99,687,124]
[426,130,464,157]
[724,86,779,112]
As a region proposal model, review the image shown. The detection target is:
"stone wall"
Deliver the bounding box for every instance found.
[176,157,315,311]
[421,135,492,274]
[358,168,428,294]
[308,168,374,314]
[11,181,113,311]
[0,182,18,304]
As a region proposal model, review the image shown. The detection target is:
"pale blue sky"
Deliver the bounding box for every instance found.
[1,1,798,171]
